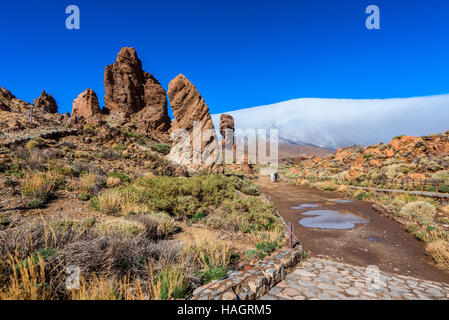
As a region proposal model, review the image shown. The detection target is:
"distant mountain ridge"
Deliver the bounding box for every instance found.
[211,94,449,150]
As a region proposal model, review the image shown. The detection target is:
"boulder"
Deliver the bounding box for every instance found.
[72,89,102,118]
[34,91,58,113]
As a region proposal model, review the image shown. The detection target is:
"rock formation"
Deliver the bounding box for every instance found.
[34,91,58,113]
[1,87,32,112]
[72,89,102,118]
[219,114,235,143]
[104,47,171,133]
[168,74,222,172]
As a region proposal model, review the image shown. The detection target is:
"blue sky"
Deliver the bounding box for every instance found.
[1,0,448,115]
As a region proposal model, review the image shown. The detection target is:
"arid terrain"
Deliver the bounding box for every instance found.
[0,47,286,300]
[280,133,449,276]
[1,47,448,300]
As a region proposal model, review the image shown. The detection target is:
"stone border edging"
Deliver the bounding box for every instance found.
[190,248,303,300]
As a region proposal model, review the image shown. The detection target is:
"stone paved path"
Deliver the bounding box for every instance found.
[261,258,449,300]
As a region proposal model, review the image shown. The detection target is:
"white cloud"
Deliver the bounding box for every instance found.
[212,94,449,149]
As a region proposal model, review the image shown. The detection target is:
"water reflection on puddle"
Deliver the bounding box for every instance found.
[368,236,383,242]
[291,204,320,210]
[299,210,369,230]
[328,199,353,203]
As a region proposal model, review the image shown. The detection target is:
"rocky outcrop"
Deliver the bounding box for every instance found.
[168,74,222,172]
[219,114,235,138]
[0,87,31,112]
[104,47,170,133]
[72,89,102,118]
[34,91,58,113]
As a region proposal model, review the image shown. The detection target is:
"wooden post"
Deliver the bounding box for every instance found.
[289,222,293,249]
[374,190,377,205]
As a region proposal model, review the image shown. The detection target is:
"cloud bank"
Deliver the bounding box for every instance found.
[212,94,449,149]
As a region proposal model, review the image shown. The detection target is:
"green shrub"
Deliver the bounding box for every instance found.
[201,266,228,283]
[112,144,126,152]
[355,192,371,200]
[150,143,171,155]
[107,172,131,184]
[156,268,189,300]
[240,179,260,196]
[53,218,96,232]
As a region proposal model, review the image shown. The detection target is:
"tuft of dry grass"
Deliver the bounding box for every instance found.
[80,173,97,194]
[191,242,232,272]
[21,171,57,199]
[426,240,449,270]
[0,253,51,300]
[96,189,123,215]
[95,219,146,236]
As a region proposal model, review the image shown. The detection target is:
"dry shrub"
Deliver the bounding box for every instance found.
[95,219,146,236]
[69,265,188,300]
[130,213,177,239]
[441,205,449,215]
[426,241,449,270]
[248,230,285,247]
[97,189,123,215]
[80,173,97,194]
[20,171,58,200]
[336,185,349,193]
[69,274,145,300]
[189,242,232,271]
[0,217,193,300]
[0,253,51,300]
[312,181,336,191]
[400,201,436,221]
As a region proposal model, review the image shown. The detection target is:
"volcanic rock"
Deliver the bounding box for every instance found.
[219,114,235,138]
[34,91,58,113]
[72,89,102,118]
[168,74,222,172]
[103,47,170,133]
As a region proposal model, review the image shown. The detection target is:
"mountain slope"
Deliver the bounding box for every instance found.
[212,94,449,149]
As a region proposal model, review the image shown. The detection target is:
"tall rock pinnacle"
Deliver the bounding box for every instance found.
[104,47,171,132]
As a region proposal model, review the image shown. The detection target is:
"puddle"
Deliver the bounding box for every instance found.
[328,199,353,203]
[299,210,369,230]
[368,236,383,242]
[291,204,320,210]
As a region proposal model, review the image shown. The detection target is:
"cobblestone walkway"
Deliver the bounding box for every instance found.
[261,258,449,300]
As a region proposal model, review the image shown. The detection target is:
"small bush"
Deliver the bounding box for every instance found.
[156,267,189,300]
[96,189,123,215]
[195,244,232,284]
[400,201,436,221]
[21,171,59,203]
[150,144,171,155]
[426,241,449,270]
[355,192,371,200]
[96,219,146,236]
[107,172,131,184]
[240,179,260,196]
[112,144,126,152]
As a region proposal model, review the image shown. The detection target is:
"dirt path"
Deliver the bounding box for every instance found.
[257,177,449,284]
